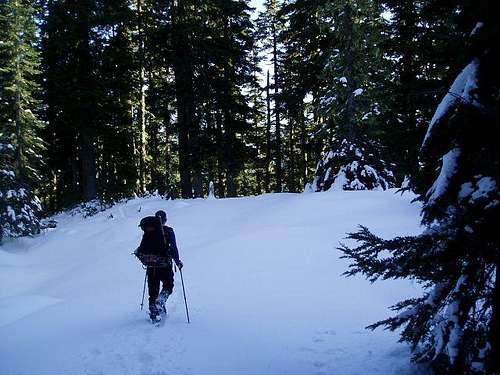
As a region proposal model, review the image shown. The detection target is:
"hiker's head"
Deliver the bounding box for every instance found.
[144,225,156,233]
[155,210,167,224]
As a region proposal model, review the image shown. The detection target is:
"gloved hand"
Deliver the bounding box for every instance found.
[177,260,184,270]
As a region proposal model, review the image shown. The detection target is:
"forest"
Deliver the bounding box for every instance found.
[1,1,499,374]
[1,0,477,213]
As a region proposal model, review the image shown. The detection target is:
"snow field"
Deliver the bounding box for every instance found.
[0,190,430,375]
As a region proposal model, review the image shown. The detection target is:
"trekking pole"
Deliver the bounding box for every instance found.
[179,268,191,323]
[140,270,147,310]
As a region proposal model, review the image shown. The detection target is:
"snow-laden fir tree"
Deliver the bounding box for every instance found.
[339,16,500,375]
[310,0,395,191]
[0,0,44,242]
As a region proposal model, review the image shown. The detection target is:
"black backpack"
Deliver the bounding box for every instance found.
[135,216,170,267]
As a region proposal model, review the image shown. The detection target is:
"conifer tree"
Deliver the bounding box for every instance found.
[97,0,138,201]
[279,0,328,192]
[340,13,500,374]
[257,0,285,192]
[378,0,464,188]
[310,0,395,191]
[42,0,100,205]
[0,0,44,241]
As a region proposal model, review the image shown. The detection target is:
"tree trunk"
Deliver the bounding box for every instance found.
[205,107,217,194]
[79,131,97,201]
[190,119,203,197]
[399,0,418,178]
[343,4,357,142]
[223,16,237,198]
[215,109,225,198]
[265,70,272,192]
[300,102,307,188]
[223,101,237,198]
[137,0,147,193]
[172,2,194,198]
[161,105,171,196]
[287,111,295,192]
[272,16,282,191]
[14,75,25,184]
[75,2,97,201]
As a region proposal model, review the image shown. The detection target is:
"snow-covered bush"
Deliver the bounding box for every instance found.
[68,199,113,218]
[0,165,41,242]
[312,138,395,191]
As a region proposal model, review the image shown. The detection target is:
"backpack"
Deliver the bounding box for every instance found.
[135,216,170,267]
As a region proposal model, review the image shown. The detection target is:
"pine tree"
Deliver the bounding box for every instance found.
[257,0,285,192]
[97,0,138,201]
[42,0,100,206]
[142,0,176,196]
[377,0,464,188]
[310,0,395,191]
[0,0,44,242]
[339,12,500,374]
[279,0,328,192]
[171,0,198,198]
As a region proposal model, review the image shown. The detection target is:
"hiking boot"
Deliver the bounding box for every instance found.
[157,289,171,306]
[156,289,170,316]
[149,303,159,321]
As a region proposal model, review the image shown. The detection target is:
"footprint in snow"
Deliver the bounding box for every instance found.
[138,351,155,364]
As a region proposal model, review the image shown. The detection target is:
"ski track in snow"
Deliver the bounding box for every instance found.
[0,191,431,375]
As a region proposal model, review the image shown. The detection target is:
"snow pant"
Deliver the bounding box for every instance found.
[147,266,174,307]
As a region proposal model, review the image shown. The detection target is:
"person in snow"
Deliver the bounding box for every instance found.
[136,210,183,321]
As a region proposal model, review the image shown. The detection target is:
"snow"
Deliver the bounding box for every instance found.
[0,191,428,375]
[458,182,475,200]
[458,177,497,204]
[207,181,216,200]
[423,59,479,147]
[470,22,484,36]
[330,167,348,191]
[426,148,461,204]
[353,88,364,97]
[445,275,467,363]
[7,205,16,220]
[472,176,496,201]
[1,169,15,178]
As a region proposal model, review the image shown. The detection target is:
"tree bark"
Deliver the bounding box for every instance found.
[14,73,25,184]
[79,131,97,201]
[272,10,282,192]
[172,2,194,198]
[137,0,147,193]
[399,0,418,178]
[215,109,225,198]
[343,4,357,142]
[265,70,272,192]
[287,111,295,192]
[299,102,307,189]
[75,2,97,201]
[223,16,237,198]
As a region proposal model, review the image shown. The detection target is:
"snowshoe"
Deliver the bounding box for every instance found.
[157,289,171,306]
[150,313,161,324]
[149,304,161,324]
[155,289,170,317]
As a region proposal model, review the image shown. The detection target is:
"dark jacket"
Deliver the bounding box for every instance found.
[138,224,181,266]
[163,226,181,266]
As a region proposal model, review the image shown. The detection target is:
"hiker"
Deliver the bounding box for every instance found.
[136,210,183,321]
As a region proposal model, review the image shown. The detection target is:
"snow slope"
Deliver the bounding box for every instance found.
[0,190,430,375]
